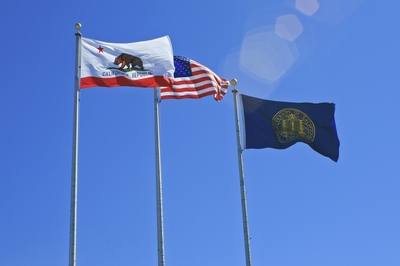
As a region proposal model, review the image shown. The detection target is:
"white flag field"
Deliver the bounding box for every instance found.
[80,36,175,89]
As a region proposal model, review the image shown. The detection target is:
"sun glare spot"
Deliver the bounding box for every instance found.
[296,0,320,16]
[275,15,303,41]
[239,28,299,83]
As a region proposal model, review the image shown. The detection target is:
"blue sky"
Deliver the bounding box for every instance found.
[1,0,400,265]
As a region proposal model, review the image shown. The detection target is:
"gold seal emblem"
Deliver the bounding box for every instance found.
[272,108,315,143]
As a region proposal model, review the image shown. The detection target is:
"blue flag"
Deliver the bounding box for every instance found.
[241,94,340,162]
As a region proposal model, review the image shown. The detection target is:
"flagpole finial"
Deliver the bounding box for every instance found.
[75,23,82,32]
[231,78,238,93]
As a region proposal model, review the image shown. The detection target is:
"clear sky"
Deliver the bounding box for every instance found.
[1,0,399,265]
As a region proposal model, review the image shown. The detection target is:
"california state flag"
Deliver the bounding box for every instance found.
[80,36,174,89]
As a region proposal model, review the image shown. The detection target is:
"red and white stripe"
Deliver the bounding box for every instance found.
[160,60,230,101]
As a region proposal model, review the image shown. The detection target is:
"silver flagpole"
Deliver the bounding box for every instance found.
[232,79,252,266]
[69,23,82,266]
[154,88,166,266]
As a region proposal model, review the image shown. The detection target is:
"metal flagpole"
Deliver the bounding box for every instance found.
[154,88,166,266]
[69,23,82,266]
[232,79,252,266]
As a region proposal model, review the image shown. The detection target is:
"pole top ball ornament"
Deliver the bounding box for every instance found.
[231,79,239,93]
[75,23,82,31]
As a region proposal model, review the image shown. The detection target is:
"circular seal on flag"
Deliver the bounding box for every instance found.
[272,108,315,143]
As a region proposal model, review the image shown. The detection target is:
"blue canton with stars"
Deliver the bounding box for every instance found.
[173,56,192,78]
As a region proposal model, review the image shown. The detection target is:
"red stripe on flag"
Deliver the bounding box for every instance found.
[80,76,172,89]
[160,60,229,100]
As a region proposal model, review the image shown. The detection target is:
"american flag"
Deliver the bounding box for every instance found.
[160,56,230,100]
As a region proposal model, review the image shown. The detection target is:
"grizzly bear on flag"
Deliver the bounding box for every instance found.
[113,53,144,70]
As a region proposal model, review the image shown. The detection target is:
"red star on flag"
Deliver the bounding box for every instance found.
[97,46,104,53]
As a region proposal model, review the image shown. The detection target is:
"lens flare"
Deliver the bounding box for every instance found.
[275,15,303,41]
[296,0,320,16]
[240,28,299,83]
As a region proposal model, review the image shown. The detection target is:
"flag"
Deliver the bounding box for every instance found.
[241,94,340,162]
[80,36,174,89]
[160,56,229,101]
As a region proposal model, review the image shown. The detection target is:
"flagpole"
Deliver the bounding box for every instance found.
[154,88,166,266]
[232,79,252,266]
[69,23,82,266]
